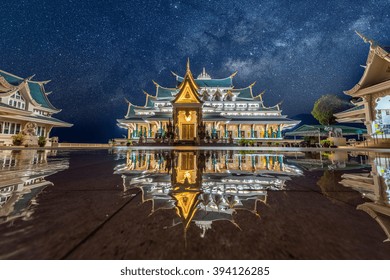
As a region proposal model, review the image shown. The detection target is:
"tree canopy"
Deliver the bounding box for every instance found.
[311,94,351,125]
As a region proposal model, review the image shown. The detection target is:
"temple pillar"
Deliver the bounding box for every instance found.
[225,124,228,138]
[251,124,254,138]
[264,124,269,138]
[237,124,240,138]
[127,127,131,139]
[277,124,282,138]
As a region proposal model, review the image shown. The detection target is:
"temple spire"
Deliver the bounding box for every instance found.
[186,57,190,72]
[178,58,199,91]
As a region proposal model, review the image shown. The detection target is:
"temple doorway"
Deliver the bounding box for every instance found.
[182,124,195,140]
[177,110,198,141]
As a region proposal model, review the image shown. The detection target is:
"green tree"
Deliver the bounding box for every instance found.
[311,94,350,125]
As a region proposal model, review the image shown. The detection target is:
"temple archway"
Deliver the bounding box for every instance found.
[177,110,198,140]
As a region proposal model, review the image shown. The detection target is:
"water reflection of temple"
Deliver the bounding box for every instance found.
[0,150,68,224]
[339,154,390,242]
[287,151,370,171]
[114,151,302,238]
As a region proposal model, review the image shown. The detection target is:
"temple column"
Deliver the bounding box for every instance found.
[237,124,240,138]
[277,124,282,138]
[127,127,131,139]
[225,124,228,138]
[251,124,254,138]
[278,155,283,171]
[264,124,269,138]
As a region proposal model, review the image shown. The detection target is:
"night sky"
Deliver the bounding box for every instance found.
[1,0,389,143]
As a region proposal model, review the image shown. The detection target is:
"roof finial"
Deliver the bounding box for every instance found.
[186,57,190,72]
[202,67,206,75]
[26,74,36,81]
[230,71,238,78]
[355,30,374,46]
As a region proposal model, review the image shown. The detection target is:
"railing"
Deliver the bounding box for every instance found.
[58,143,110,148]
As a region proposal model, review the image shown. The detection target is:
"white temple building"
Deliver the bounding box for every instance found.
[335,32,390,146]
[0,70,72,146]
[117,60,299,145]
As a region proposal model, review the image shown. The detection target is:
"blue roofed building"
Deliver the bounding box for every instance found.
[117,60,299,144]
[0,70,72,146]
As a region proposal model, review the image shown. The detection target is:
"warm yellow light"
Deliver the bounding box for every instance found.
[185,114,192,122]
[184,171,191,181]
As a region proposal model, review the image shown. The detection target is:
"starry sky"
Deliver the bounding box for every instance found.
[1,0,389,142]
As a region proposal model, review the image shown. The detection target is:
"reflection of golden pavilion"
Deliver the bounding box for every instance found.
[115,150,302,237]
[340,154,390,242]
[0,150,68,224]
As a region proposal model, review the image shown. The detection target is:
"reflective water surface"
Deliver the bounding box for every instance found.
[0,149,389,259]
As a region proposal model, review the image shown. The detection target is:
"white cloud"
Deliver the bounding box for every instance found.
[350,15,373,32]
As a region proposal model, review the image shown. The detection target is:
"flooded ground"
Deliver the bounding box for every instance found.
[0,148,389,259]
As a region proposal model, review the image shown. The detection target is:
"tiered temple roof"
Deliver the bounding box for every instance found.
[335,32,390,128]
[0,70,59,112]
[118,60,299,131]
[0,69,72,132]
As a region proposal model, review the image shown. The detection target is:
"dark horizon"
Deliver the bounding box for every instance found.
[2,0,389,143]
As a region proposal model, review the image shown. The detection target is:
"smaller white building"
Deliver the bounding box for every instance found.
[0,70,72,145]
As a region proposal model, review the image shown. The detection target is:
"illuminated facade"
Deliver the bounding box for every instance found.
[335,32,390,145]
[114,150,302,237]
[0,70,72,146]
[117,60,299,144]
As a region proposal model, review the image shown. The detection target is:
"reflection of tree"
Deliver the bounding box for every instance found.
[317,170,361,204]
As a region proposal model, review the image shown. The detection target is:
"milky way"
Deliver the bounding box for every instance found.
[1,0,389,142]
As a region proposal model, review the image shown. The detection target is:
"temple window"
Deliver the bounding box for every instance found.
[36,126,46,137]
[0,122,21,134]
[8,92,25,109]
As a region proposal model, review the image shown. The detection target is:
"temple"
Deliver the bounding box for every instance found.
[117,60,299,145]
[334,32,390,146]
[0,70,72,146]
[114,150,302,238]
